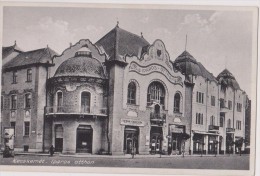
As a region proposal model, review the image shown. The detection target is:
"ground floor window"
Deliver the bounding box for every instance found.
[193,133,205,154]
[150,126,163,154]
[76,125,93,153]
[226,133,234,154]
[208,135,218,154]
[123,126,139,154]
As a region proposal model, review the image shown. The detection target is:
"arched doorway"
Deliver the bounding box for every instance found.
[124,126,139,154]
[76,125,93,153]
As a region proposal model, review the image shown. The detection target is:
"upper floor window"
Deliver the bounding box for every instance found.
[196,113,203,125]
[10,122,16,136]
[25,93,31,109]
[1,96,3,111]
[227,119,231,128]
[127,82,136,105]
[12,71,17,84]
[220,98,225,108]
[196,92,204,104]
[81,92,90,113]
[236,120,242,130]
[228,100,232,110]
[11,95,17,110]
[237,103,242,112]
[27,69,32,82]
[174,93,181,112]
[57,91,63,112]
[147,82,165,108]
[220,117,224,127]
[211,96,215,106]
[210,116,215,126]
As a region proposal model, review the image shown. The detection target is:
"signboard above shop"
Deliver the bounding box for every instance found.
[121,119,145,127]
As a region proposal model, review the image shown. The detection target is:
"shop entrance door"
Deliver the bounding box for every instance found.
[124,126,139,154]
[55,124,63,152]
[76,125,93,153]
[150,127,162,154]
[55,138,63,152]
[172,134,181,155]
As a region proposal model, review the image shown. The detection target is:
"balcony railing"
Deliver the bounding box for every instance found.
[45,105,107,116]
[208,125,219,131]
[226,127,235,133]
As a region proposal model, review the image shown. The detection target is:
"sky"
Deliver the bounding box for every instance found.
[2,6,256,98]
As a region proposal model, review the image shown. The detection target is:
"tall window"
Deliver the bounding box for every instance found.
[211,96,215,106]
[10,122,16,135]
[220,98,225,108]
[57,91,63,112]
[25,94,31,109]
[220,117,224,127]
[227,119,231,128]
[27,69,32,82]
[237,103,242,112]
[12,71,17,84]
[174,93,181,112]
[24,122,30,136]
[236,120,242,130]
[147,82,165,108]
[1,96,3,111]
[127,82,136,104]
[11,95,17,110]
[196,113,203,125]
[210,116,215,125]
[228,100,232,110]
[81,92,91,113]
[196,92,204,104]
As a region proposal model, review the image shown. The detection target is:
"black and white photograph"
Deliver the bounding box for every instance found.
[0,2,258,176]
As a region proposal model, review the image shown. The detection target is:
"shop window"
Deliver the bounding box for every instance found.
[25,93,31,109]
[11,95,17,110]
[127,82,136,104]
[174,93,181,112]
[24,122,30,136]
[196,92,204,104]
[10,122,16,136]
[211,96,215,106]
[147,81,165,109]
[24,145,29,152]
[27,69,32,82]
[81,92,90,113]
[57,91,63,112]
[228,100,232,110]
[12,71,18,84]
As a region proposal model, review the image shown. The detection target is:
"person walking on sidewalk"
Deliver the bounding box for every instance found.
[49,145,55,157]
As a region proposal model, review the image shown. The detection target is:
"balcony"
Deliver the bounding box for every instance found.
[150,112,166,126]
[226,127,235,133]
[208,125,219,132]
[45,105,107,116]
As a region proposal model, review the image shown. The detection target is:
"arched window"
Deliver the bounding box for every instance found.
[57,91,63,112]
[81,92,91,113]
[127,82,136,104]
[227,119,231,128]
[147,82,165,108]
[174,93,181,112]
[27,69,32,82]
[210,116,215,125]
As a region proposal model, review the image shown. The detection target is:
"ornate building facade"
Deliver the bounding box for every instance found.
[1,25,250,155]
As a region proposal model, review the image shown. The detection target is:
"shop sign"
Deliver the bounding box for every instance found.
[129,62,183,86]
[121,119,145,127]
[170,125,184,133]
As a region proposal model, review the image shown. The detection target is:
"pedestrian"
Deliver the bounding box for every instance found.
[49,145,54,157]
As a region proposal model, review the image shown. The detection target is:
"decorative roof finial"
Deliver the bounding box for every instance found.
[141,32,143,38]
[116,20,119,27]
[70,42,72,48]
[14,40,16,46]
[47,44,49,48]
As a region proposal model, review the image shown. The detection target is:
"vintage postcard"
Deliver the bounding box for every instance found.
[0,2,258,176]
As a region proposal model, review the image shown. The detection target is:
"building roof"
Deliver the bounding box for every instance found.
[2,43,23,59]
[95,25,150,63]
[54,55,106,79]
[217,69,241,90]
[173,50,217,82]
[3,47,58,70]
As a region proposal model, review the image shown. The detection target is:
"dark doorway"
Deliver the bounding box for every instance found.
[150,126,163,154]
[76,125,93,153]
[124,126,139,154]
[172,133,182,155]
